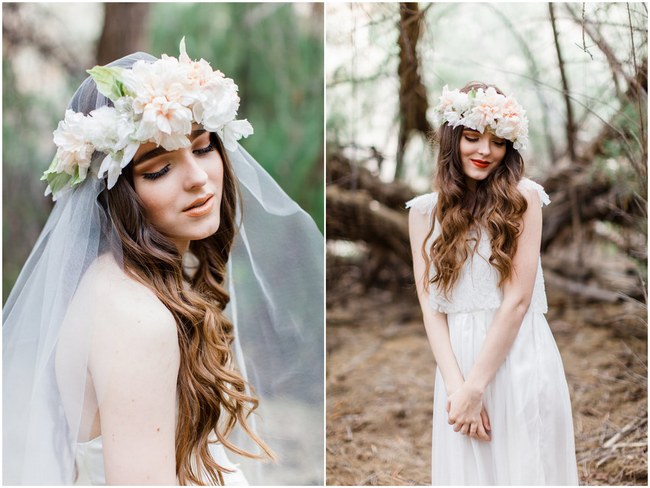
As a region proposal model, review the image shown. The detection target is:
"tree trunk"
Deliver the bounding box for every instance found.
[328,154,417,211]
[396,2,432,180]
[326,185,411,265]
[549,3,577,162]
[97,3,150,66]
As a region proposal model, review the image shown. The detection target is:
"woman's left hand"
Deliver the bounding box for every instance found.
[446,384,485,438]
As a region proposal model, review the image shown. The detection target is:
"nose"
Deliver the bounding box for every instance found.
[477,135,491,156]
[182,150,208,190]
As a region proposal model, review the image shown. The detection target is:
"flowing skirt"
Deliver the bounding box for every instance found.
[432,309,579,485]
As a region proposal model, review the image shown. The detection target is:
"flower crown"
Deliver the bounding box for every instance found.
[42,38,253,199]
[433,85,529,151]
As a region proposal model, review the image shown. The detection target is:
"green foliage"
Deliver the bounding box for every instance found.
[87,66,127,100]
[149,3,324,231]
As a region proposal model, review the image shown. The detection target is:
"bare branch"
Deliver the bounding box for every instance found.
[565,3,643,98]
[549,3,577,161]
[579,3,595,60]
[627,2,647,164]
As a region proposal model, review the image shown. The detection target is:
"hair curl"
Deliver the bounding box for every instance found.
[423,82,528,297]
[104,133,274,485]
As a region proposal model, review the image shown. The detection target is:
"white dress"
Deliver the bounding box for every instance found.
[407,178,578,485]
[74,436,249,485]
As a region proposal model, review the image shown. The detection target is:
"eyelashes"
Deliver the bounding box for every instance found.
[141,142,216,180]
[142,164,170,180]
[193,142,216,155]
[463,135,505,146]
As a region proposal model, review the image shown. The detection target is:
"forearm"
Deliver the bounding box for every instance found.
[420,303,465,395]
[464,301,528,393]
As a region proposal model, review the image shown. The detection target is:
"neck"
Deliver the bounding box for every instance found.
[174,239,191,255]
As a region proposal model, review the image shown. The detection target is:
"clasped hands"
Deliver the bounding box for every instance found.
[446,384,491,441]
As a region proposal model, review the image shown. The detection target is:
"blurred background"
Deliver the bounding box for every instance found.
[3,2,324,302]
[326,2,646,485]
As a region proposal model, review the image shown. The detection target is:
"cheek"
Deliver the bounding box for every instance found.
[494,146,507,165]
[459,139,471,158]
[133,182,174,227]
[209,156,225,195]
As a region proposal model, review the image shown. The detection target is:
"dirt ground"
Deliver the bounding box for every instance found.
[326,267,647,485]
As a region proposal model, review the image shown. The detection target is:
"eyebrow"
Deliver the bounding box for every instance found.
[133,128,208,165]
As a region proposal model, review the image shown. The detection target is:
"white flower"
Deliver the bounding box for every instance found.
[433,85,529,150]
[134,96,193,150]
[193,77,240,131]
[220,119,254,151]
[45,38,256,196]
[123,56,191,113]
[52,110,95,177]
[97,143,139,189]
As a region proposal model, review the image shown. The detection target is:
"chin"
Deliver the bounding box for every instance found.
[193,219,221,241]
[465,171,489,182]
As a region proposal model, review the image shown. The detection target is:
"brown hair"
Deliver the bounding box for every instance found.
[104,133,273,485]
[423,82,528,297]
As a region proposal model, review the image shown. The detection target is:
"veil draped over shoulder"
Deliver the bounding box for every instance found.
[3,52,324,485]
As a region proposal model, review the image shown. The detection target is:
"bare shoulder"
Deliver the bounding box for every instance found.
[85,254,178,352]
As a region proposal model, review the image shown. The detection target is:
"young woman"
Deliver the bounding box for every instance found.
[407,82,578,485]
[3,42,323,485]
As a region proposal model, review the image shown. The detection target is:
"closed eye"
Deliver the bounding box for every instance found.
[193,142,216,155]
[493,140,506,147]
[142,164,171,180]
[464,136,479,143]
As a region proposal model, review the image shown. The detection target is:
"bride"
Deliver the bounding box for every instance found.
[3,40,323,485]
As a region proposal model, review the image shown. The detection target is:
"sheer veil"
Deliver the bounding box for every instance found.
[3,52,324,485]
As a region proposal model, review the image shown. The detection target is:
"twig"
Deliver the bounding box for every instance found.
[580,3,595,60]
[603,419,640,448]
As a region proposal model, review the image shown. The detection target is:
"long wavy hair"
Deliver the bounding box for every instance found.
[103,133,274,485]
[423,82,528,297]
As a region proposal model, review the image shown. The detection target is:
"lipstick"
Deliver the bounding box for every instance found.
[471,159,490,169]
[183,195,214,217]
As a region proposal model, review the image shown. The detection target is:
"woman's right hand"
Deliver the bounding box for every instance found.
[445,399,491,442]
[471,406,491,441]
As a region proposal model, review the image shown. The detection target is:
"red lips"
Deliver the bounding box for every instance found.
[471,159,490,169]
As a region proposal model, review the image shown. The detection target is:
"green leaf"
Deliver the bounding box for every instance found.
[468,88,477,99]
[41,156,60,179]
[87,66,126,101]
[70,165,85,186]
[43,170,72,196]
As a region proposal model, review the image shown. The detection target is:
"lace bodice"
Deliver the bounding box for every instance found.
[406,178,550,314]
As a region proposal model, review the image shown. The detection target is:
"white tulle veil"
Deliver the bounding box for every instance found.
[3,52,324,485]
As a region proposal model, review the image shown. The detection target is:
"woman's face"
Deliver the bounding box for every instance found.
[458,128,507,186]
[131,128,224,253]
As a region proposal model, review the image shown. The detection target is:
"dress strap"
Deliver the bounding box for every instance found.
[518,178,551,207]
[405,192,439,215]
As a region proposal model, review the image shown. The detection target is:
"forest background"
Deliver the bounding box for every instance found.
[326,2,647,485]
[3,2,324,301]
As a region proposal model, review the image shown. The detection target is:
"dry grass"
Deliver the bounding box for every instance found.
[326,257,647,486]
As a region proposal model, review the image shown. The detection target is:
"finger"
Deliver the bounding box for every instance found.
[448,414,455,425]
[453,422,463,433]
[469,422,478,437]
[480,408,491,432]
[460,423,470,436]
[446,399,450,413]
[476,421,490,442]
